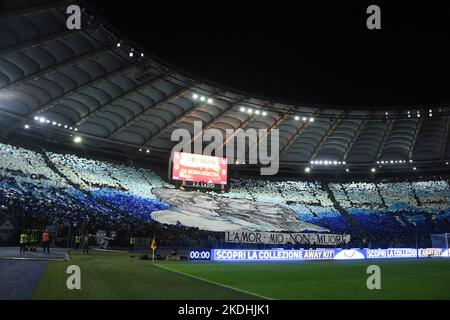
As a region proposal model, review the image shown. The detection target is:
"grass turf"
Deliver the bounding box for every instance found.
[33,251,450,300]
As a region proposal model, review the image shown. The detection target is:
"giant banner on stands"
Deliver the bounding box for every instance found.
[225,231,350,246]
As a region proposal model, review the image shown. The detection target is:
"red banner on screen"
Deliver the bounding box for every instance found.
[172,152,228,185]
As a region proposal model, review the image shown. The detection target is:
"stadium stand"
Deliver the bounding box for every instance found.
[0,0,448,250]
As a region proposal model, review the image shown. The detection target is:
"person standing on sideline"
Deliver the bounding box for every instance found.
[129,236,135,253]
[42,230,50,254]
[19,230,28,254]
[82,233,90,254]
[74,234,81,251]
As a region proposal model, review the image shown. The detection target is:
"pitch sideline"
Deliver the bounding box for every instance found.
[154,263,273,300]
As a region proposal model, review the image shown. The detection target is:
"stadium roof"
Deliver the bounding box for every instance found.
[0,0,450,174]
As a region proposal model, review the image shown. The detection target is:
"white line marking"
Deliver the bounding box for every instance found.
[154,263,273,300]
[93,248,128,254]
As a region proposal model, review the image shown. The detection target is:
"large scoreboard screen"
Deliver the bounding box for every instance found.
[172,152,228,185]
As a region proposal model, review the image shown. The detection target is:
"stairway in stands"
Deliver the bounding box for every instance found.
[39,149,134,219]
[374,183,389,209]
[410,182,422,207]
[321,182,369,238]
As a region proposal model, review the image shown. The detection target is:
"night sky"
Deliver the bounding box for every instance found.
[84,1,450,108]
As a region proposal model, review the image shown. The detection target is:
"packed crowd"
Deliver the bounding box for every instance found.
[0,142,449,248]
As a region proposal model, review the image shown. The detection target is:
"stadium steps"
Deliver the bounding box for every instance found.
[374,183,389,209]
[410,182,423,207]
[39,149,137,221]
[321,182,368,237]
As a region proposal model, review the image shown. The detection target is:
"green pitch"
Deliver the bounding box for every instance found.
[33,251,450,300]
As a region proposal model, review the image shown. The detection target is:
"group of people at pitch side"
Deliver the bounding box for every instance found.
[19,230,51,254]
[73,233,93,253]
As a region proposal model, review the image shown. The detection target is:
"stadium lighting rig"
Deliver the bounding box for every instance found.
[310,160,346,166]
[33,116,78,132]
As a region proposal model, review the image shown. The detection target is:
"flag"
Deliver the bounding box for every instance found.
[151,239,157,251]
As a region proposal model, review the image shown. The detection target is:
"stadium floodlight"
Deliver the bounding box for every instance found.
[129,52,134,58]
[46,120,50,124]
[139,149,143,152]
[295,116,300,121]
[64,125,68,129]
[305,167,311,173]
[192,93,199,100]
[69,127,73,130]
[117,42,121,48]
[409,160,413,163]
[39,117,46,123]
[207,98,213,104]
[302,117,307,121]
[345,168,349,172]
[34,116,39,121]
[200,96,206,102]
[309,117,315,122]
[240,107,246,112]
[371,167,376,173]
[247,108,253,114]
[262,111,267,116]
[58,123,62,127]
[319,161,323,165]
[342,161,346,165]
[146,150,150,154]
[255,110,261,115]
[52,122,57,126]
[413,167,417,171]
[24,124,30,129]
[74,128,78,131]
[73,136,82,144]
[141,53,144,57]
[324,160,329,165]
[333,161,338,165]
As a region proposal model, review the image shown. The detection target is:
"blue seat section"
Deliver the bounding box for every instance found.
[91,188,170,222]
[297,209,353,234]
[0,175,169,225]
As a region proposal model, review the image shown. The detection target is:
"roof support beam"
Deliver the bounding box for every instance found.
[185,97,246,147]
[2,64,134,136]
[0,29,73,57]
[142,91,224,146]
[375,113,397,162]
[278,110,320,159]
[107,84,196,139]
[75,73,168,126]
[1,42,114,90]
[309,111,347,160]
[245,105,294,160]
[0,108,169,153]
[0,1,65,19]
[343,113,371,161]
[409,117,423,160]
